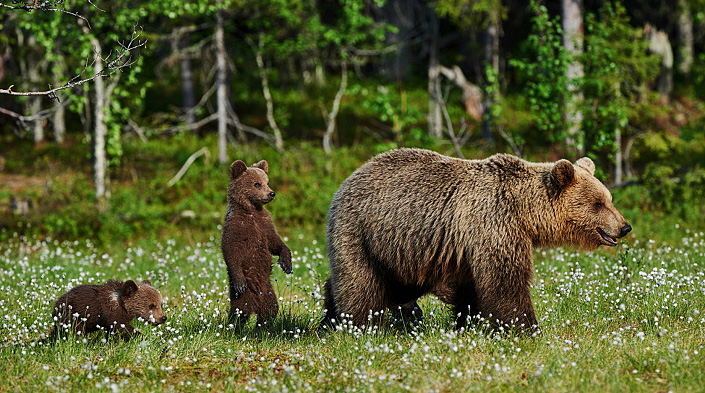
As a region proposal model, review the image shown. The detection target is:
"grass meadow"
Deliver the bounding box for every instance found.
[0,225,704,392]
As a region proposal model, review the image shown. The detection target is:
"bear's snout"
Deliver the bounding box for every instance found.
[619,223,632,237]
[160,316,167,323]
[269,191,276,199]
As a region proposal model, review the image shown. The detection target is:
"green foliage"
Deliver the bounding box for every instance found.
[630,123,705,219]
[579,2,659,167]
[509,0,571,143]
[693,53,705,100]
[432,0,505,28]
[348,83,432,153]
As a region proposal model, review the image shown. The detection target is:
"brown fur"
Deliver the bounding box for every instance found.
[323,148,631,330]
[221,160,292,326]
[50,279,166,341]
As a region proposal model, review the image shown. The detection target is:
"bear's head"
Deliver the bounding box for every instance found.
[548,157,632,250]
[228,160,275,211]
[122,280,167,326]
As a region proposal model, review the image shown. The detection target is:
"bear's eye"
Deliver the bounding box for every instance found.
[594,202,604,208]
[254,182,261,188]
[149,304,156,310]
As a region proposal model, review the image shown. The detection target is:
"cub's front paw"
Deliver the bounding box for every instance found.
[279,257,293,274]
[279,247,293,274]
[230,281,247,298]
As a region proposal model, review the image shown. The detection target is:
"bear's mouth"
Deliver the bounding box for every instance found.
[596,227,618,246]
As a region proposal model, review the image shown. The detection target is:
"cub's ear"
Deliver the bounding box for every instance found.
[575,157,595,176]
[230,160,247,179]
[550,159,575,191]
[123,280,138,297]
[140,279,152,286]
[252,160,268,174]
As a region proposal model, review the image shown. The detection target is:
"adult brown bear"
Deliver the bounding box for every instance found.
[323,148,631,330]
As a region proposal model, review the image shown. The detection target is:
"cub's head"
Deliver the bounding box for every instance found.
[122,280,167,326]
[547,157,632,250]
[228,160,275,211]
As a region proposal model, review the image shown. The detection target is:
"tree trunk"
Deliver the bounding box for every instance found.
[383,0,414,82]
[29,95,43,144]
[481,20,499,143]
[89,35,107,200]
[427,8,442,138]
[25,35,44,144]
[215,7,228,164]
[645,24,673,99]
[323,58,347,155]
[562,0,584,154]
[676,0,693,74]
[254,34,284,151]
[53,58,66,144]
[180,33,196,130]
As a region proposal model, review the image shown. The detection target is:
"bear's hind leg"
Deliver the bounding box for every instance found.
[433,283,479,329]
[321,279,339,328]
[228,293,252,327]
[334,266,389,328]
[254,281,279,327]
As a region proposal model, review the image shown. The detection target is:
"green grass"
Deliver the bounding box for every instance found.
[1,133,704,391]
[0,226,704,392]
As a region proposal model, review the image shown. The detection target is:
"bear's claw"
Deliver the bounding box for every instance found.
[279,258,293,274]
[230,282,247,298]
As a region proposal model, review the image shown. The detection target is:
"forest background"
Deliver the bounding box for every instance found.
[1,2,705,391]
[0,0,704,243]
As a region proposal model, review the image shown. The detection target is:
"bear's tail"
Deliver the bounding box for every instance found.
[320,279,339,330]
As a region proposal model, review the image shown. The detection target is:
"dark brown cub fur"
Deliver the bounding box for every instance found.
[50,279,166,341]
[221,160,292,326]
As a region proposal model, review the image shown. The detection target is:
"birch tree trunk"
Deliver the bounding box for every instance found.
[323,59,347,155]
[215,8,228,164]
[53,57,66,144]
[676,0,693,74]
[254,34,284,151]
[89,35,107,199]
[25,35,44,144]
[427,9,442,138]
[562,0,583,154]
[180,33,196,129]
[481,20,499,143]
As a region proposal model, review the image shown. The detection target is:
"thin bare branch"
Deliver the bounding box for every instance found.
[168,147,211,187]
[0,26,147,97]
[0,1,91,28]
[0,97,72,127]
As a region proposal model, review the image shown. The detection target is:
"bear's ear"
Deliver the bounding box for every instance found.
[550,159,575,191]
[575,157,595,176]
[140,279,152,287]
[230,160,247,179]
[252,160,268,174]
[122,280,138,297]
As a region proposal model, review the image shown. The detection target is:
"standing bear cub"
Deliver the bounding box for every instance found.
[324,148,631,331]
[51,279,166,341]
[222,160,292,326]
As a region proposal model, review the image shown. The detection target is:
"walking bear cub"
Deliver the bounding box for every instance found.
[51,279,166,341]
[221,160,292,326]
[323,148,632,331]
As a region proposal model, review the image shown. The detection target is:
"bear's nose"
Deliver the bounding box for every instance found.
[269,191,275,199]
[619,223,632,237]
[161,316,167,322]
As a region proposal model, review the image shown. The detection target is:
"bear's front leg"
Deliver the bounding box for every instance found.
[108,324,136,341]
[271,238,292,274]
[226,263,248,300]
[478,284,537,332]
[476,249,538,332]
